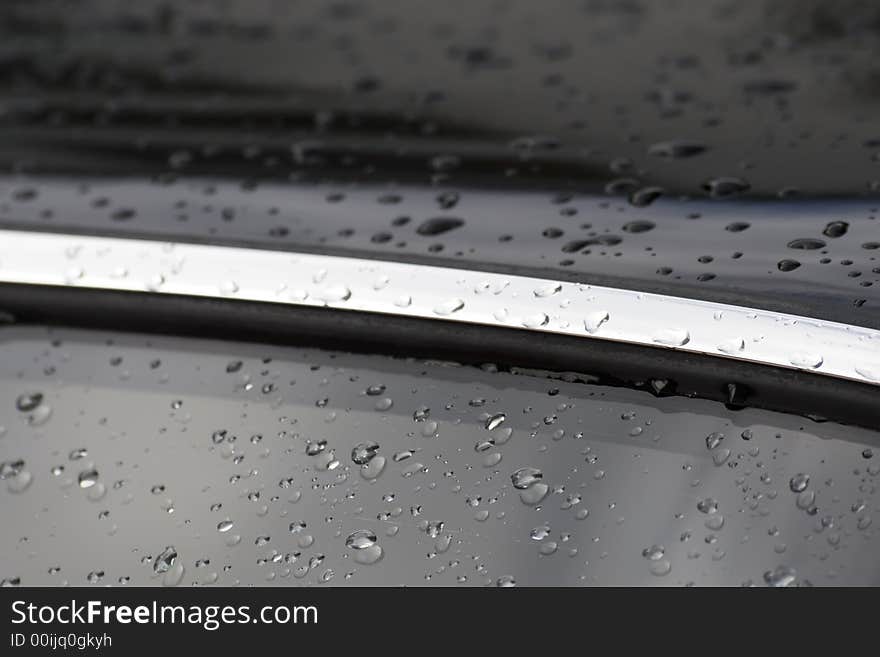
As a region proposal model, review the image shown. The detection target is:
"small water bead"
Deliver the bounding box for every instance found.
[217,519,234,532]
[702,176,750,198]
[345,530,377,550]
[705,432,724,450]
[652,328,690,346]
[426,521,445,538]
[163,562,185,587]
[642,544,665,560]
[796,490,816,510]
[365,384,386,396]
[539,542,558,556]
[583,310,609,334]
[353,545,384,565]
[6,471,32,493]
[533,282,562,298]
[360,455,387,480]
[763,566,797,587]
[697,497,719,514]
[314,284,351,303]
[788,351,823,368]
[511,467,543,490]
[648,140,707,159]
[717,337,745,354]
[15,392,43,412]
[712,449,731,466]
[788,238,825,250]
[412,406,430,422]
[0,459,24,480]
[433,298,464,316]
[629,186,664,207]
[649,560,672,576]
[351,441,380,465]
[153,546,178,574]
[705,514,725,530]
[496,575,516,587]
[485,413,506,431]
[777,259,801,272]
[306,440,327,456]
[789,473,810,493]
[78,469,99,489]
[522,313,549,328]
[822,221,849,238]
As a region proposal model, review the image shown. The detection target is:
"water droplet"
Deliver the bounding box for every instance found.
[315,284,351,303]
[360,455,387,480]
[522,313,549,328]
[717,337,745,354]
[485,413,506,431]
[789,473,810,493]
[652,328,690,346]
[629,186,664,207]
[648,140,708,159]
[705,432,725,450]
[787,238,826,250]
[703,176,750,198]
[583,310,609,334]
[763,565,797,587]
[306,440,327,456]
[153,546,178,574]
[649,560,672,576]
[697,497,718,514]
[533,282,562,298]
[642,544,665,560]
[15,392,43,412]
[78,469,99,489]
[496,575,516,587]
[789,352,823,368]
[416,217,464,236]
[0,459,25,480]
[352,441,380,465]
[822,221,849,238]
[434,298,464,316]
[511,467,543,490]
[345,530,377,550]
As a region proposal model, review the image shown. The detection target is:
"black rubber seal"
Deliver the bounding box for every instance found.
[0,282,877,429]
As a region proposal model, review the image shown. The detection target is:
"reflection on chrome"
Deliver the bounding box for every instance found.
[0,228,877,386]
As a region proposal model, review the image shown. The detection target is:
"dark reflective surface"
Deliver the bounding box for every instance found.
[0,0,879,326]
[1,326,878,586]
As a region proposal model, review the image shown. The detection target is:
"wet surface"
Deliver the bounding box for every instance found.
[0,0,879,326]
[1,326,879,586]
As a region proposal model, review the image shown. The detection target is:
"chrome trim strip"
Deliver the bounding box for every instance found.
[0,229,877,385]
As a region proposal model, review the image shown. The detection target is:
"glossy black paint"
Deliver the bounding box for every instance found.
[0,0,878,326]
[1,326,878,586]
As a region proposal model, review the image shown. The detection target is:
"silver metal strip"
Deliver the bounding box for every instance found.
[0,229,877,385]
